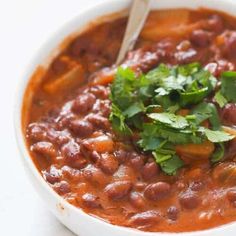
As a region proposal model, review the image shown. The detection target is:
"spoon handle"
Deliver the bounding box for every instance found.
[116,0,152,65]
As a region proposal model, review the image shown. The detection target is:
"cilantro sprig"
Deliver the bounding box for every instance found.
[109,63,235,175]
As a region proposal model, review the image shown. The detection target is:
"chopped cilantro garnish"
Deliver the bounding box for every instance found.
[211,143,225,163]
[109,104,132,135]
[148,113,189,129]
[204,129,234,143]
[109,63,236,175]
[214,91,228,108]
[214,71,236,107]
[191,102,220,130]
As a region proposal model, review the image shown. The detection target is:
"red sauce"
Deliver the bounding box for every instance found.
[23,8,236,232]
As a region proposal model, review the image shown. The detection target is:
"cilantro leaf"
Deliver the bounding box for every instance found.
[138,124,162,151]
[211,143,225,163]
[180,88,209,106]
[191,102,221,130]
[158,126,203,144]
[109,104,132,135]
[148,113,189,129]
[214,91,228,108]
[109,63,235,175]
[204,128,235,143]
[153,151,184,175]
[180,70,217,106]
[146,63,171,83]
[110,67,136,110]
[177,62,200,76]
[138,137,163,151]
[220,71,236,103]
[123,102,144,118]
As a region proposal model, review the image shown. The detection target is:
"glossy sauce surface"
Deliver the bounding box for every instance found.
[24,8,236,232]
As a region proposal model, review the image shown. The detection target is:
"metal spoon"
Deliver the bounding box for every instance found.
[116,0,152,65]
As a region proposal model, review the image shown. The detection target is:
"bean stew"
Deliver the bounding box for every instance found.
[23,8,236,232]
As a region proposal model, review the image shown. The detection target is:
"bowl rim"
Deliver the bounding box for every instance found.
[14,0,236,235]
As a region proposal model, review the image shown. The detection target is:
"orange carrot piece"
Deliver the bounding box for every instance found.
[141,9,191,40]
[91,69,115,86]
[176,141,215,161]
[88,135,114,153]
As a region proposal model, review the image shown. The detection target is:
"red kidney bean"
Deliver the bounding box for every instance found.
[87,114,110,130]
[190,181,205,191]
[27,123,47,141]
[220,103,236,125]
[93,100,111,118]
[105,181,132,200]
[82,193,101,208]
[83,165,108,186]
[141,162,159,181]
[175,48,198,64]
[31,141,56,158]
[89,151,101,163]
[167,206,179,221]
[190,30,212,47]
[57,113,75,130]
[98,153,119,175]
[115,149,128,164]
[128,210,160,226]
[129,192,145,209]
[125,47,160,73]
[43,165,61,184]
[144,182,171,201]
[128,153,144,171]
[61,141,87,169]
[90,85,109,99]
[47,129,71,146]
[179,191,201,209]
[80,141,101,163]
[222,31,236,58]
[69,119,93,137]
[72,93,96,114]
[80,140,94,153]
[205,60,235,77]
[61,165,82,181]
[53,181,71,195]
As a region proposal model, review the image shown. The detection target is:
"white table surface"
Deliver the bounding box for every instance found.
[0,0,104,235]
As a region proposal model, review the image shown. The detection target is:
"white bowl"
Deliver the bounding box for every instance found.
[14,0,236,235]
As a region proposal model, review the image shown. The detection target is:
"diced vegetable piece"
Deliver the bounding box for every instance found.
[141,9,191,40]
[44,64,84,94]
[176,141,215,161]
[87,135,114,153]
[91,69,115,85]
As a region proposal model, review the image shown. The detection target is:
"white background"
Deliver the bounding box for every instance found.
[0,0,104,235]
